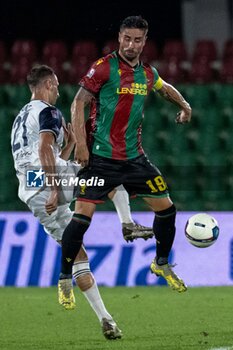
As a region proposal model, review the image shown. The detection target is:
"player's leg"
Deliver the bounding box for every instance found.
[59,155,122,304]
[58,155,125,335]
[109,185,154,242]
[27,191,76,309]
[60,200,95,277]
[58,201,122,338]
[57,203,120,327]
[57,200,95,310]
[124,154,187,292]
[73,246,122,339]
[28,192,122,338]
[143,195,187,293]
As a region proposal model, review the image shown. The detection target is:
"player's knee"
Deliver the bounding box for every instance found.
[72,261,94,291]
[62,214,91,245]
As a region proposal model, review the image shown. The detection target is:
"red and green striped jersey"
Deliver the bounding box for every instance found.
[80,51,163,160]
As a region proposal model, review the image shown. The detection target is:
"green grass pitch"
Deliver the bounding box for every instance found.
[0,286,233,350]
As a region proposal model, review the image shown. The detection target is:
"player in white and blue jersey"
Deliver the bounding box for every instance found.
[11,65,123,339]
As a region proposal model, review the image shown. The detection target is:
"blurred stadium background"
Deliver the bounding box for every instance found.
[0,0,233,286]
[1,0,233,212]
[1,1,233,348]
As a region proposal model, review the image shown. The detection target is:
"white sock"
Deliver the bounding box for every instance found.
[83,282,114,323]
[111,185,134,224]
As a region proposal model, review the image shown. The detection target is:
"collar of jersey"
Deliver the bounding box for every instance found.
[115,51,141,70]
[30,99,53,107]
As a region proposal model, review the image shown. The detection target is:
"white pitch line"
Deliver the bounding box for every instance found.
[209,347,233,350]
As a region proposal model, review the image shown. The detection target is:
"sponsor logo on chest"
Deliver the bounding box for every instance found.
[116,83,147,96]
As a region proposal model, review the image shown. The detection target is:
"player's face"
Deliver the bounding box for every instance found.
[118,28,147,63]
[48,74,59,105]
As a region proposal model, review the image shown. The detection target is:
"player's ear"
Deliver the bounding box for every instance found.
[44,78,51,90]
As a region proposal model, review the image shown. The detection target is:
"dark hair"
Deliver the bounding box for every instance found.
[120,16,148,33]
[27,64,55,87]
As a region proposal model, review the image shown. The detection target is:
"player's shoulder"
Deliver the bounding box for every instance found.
[142,62,159,75]
[29,100,59,114]
[40,105,62,119]
[31,102,62,123]
[93,52,117,67]
[26,100,53,114]
[84,53,115,81]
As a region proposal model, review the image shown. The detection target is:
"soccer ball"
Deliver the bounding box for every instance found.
[185,213,219,248]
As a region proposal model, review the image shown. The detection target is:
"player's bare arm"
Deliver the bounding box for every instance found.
[71,87,93,167]
[39,132,59,214]
[60,121,76,160]
[158,80,192,124]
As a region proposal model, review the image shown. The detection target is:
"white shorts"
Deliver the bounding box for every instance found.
[27,190,73,241]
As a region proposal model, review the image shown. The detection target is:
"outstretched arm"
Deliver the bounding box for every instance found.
[157,80,192,124]
[71,87,93,167]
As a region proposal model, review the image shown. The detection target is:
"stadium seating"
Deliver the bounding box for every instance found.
[180,84,213,108]
[0,41,7,64]
[140,40,158,63]
[2,37,233,211]
[68,40,99,83]
[220,106,233,128]
[56,85,77,107]
[0,65,7,84]
[43,58,67,83]
[71,40,98,63]
[9,62,31,84]
[1,37,233,84]
[40,41,69,82]
[192,39,217,63]
[67,62,90,84]
[162,40,188,62]
[188,61,214,83]
[3,85,30,107]
[10,39,38,65]
[42,40,68,65]
[219,58,233,83]
[222,39,233,61]
[101,39,118,55]
[158,58,184,84]
[1,83,233,211]
[213,84,233,108]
